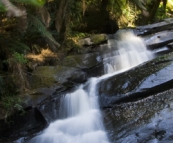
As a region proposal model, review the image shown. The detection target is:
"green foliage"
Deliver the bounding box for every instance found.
[9,40,30,53]
[155,1,173,21]
[0,74,15,98]
[11,52,27,64]
[28,15,60,47]
[68,0,84,30]
[12,0,45,7]
[1,95,24,116]
[107,0,139,27]
[63,38,82,54]
[0,1,6,12]
[70,31,90,38]
[155,4,167,21]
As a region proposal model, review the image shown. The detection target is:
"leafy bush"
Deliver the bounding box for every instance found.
[1,95,24,118]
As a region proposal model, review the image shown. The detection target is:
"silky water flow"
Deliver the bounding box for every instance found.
[26,31,154,143]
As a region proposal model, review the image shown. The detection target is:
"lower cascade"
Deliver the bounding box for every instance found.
[26,31,154,143]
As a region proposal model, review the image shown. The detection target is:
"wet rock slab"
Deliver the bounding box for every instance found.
[134,18,173,36]
[98,52,173,108]
[103,89,173,143]
[144,30,173,49]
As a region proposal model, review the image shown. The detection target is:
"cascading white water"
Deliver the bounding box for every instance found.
[27,79,109,143]
[26,31,154,143]
[103,30,154,74]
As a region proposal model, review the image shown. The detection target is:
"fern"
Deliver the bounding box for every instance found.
[28,15,60,47]
[9,40,30,53]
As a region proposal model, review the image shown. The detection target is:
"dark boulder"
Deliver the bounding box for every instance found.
[0,107,47,142]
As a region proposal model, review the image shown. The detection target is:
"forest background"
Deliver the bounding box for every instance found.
[0,0,173,116]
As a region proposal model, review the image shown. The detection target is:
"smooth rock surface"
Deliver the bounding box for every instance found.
[144,30,173,49]
[98,52,173,108]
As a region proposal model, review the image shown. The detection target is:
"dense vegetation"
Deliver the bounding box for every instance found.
[0,0,173,117]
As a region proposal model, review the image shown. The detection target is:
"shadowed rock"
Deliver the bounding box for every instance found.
[0,107,47,142]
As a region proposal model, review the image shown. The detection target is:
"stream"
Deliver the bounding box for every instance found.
[24,31,154,143]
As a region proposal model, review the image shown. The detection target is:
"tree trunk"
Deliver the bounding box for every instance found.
[148,0,161,23]
[55,0,69,33]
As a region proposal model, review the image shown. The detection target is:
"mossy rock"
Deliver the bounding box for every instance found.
[29,66,86,90]
[62,52,102,69]
[90,34,107,45]
[78,34,107,46]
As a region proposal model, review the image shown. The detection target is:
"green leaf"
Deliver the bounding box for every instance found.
[12,0,45,7]
[0,1,7,12]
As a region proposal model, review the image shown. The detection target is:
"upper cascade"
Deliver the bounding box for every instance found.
[103,30,154,74]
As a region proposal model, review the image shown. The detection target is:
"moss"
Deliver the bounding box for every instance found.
[30,66,57,89]
[29,65,80,90]
[90,34,107,45]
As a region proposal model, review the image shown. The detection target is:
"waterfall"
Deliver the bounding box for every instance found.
[103,30,153,74]
[26,31,154,143]
[27,79,109,143]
